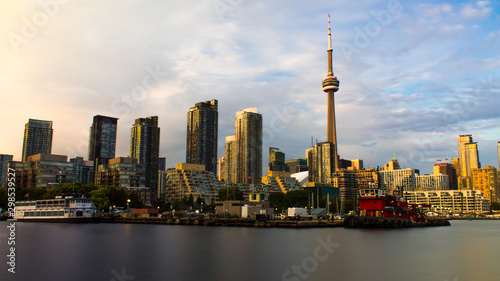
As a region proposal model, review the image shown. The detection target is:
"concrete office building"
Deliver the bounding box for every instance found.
[95,157,146,189]
[9,154,76,188]
[286,158,308,173]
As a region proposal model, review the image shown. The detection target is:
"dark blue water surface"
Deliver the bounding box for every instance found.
[0,220,499,281]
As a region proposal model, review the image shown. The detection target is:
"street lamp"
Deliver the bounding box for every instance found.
[201,201,204,213]
[127,199,131,213]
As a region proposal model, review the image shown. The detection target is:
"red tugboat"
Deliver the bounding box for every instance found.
[344,188,450,228]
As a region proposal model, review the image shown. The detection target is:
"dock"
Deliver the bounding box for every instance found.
[99,216,344,228]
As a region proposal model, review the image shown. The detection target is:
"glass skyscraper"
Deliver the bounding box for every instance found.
[88,115,118,166]
[130,116,160,197]
[22,119,53,162]
[186,100,218,175]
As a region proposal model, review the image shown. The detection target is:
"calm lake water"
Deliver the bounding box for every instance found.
[0,220,499,281]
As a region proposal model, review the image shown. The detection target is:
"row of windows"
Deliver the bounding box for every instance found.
[24,211,66,217]
[16,202,37,207]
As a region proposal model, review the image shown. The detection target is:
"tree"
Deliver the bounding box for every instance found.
[128,192,144,208]
[195,196,205,210]
[284,190,312,208]
[90,188,111,210]
[187,194,195,207]
[89,185,128,210]
[218,187,244,201]
[108,185,128,207]
[268,192,285,212]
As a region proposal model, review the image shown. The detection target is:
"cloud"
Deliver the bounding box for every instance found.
[459,1,493,19]
[1,0,500,175]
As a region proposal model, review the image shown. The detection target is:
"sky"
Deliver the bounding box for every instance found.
[0,0,499,175]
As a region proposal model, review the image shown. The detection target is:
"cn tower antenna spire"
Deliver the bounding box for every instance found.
[328,14,332,51]
[322,14,340,171]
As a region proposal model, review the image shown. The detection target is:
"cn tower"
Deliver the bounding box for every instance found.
[321,14,340,171]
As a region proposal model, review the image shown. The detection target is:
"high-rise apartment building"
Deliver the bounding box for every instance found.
[22,119,53,162]
[0,154,13,187]
[416,174,449,191]
[186,100,218,175]
[458,134,473,178]
[221,136,237,182]
[130,116,160,196]
[465,142,480,171]
[235,108,262,184]
[331,168,379,205]
[221,108,262,184]
[458,135,480,176]
[434,162,458,190]
[307,142,335,184]
[379,168,417,192]
[268,147,289,172]
[458,135,480,189]
[472,165,498,202]
[220,108,263,184]
[88,115,118,167]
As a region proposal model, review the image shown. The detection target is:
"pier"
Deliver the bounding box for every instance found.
[100,216,344,228]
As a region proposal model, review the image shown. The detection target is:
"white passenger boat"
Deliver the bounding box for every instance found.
[14,196,100,223]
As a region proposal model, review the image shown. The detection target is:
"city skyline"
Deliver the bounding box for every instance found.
[1,1,500,174]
